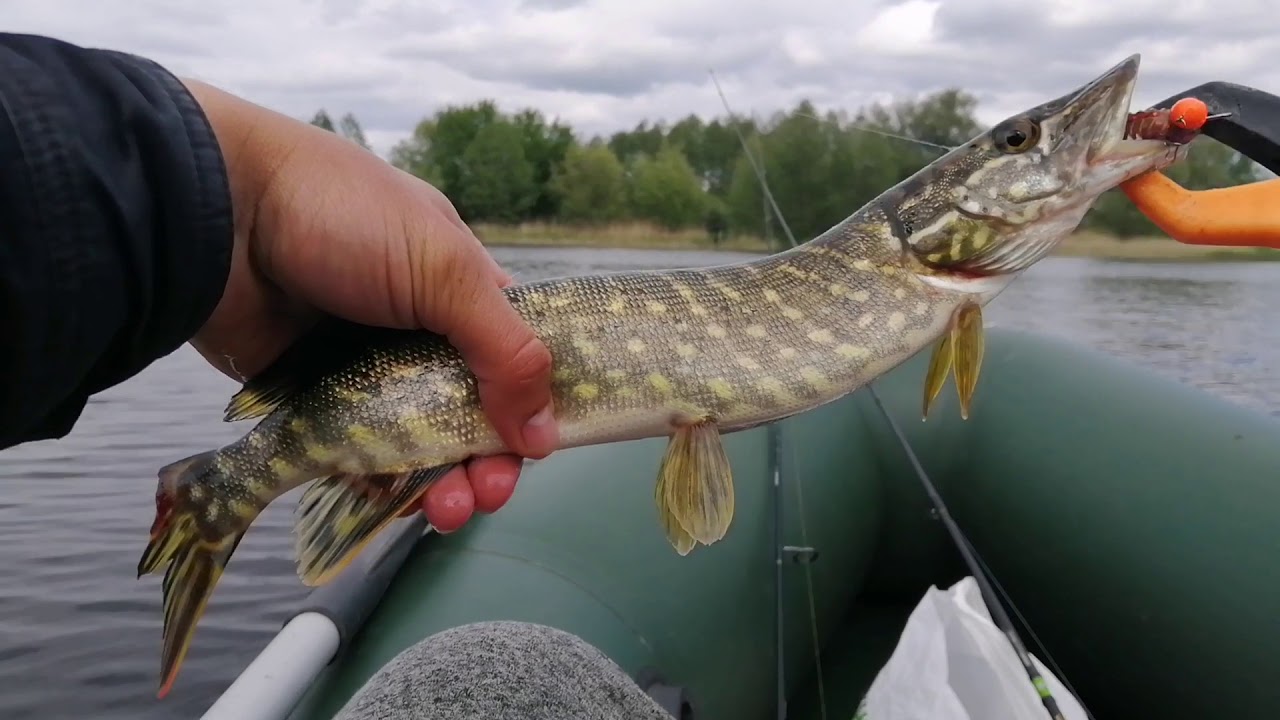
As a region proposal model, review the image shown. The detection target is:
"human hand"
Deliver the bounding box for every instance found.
[180,79,558,532]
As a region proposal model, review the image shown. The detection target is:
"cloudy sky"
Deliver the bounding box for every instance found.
[7,0,1279,157]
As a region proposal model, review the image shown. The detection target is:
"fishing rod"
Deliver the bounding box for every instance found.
[707,69,1083,720]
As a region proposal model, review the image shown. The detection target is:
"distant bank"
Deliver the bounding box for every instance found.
[472,222,1280,263]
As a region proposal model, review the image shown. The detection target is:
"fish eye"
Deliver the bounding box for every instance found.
[992,117,1041,154]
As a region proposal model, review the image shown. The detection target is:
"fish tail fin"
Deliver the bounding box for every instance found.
[138,451,245,699]
[293,464,455,587]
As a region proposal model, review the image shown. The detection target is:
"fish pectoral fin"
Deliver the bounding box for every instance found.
[139,512,244,699]
[952,302,985,420]
[654,419,735,553]
[293,464,455,586]
[922,332,955,421]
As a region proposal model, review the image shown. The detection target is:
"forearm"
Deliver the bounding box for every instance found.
[0,33,234,448]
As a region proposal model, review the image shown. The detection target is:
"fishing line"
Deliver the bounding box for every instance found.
[708,69,1084,720]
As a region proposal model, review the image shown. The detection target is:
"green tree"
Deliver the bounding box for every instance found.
[310,109,335,132]
[455,119,538,223]
[627,144,707,230]
[609,121,666,163]
[338,112,371,150]
[551,141,627,224]
[390,101,501,202]
[511,109,576,220]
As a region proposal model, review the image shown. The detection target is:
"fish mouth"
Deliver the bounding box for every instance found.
[1067,54,1182,177]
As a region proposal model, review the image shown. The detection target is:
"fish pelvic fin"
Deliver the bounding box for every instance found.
[654,420,735,555]
[138,451,245,699]
[952,302,985,420]
[293,464,455,586]
[921,332,955,421]
[920,301,985,421]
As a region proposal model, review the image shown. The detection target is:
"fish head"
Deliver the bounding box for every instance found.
[890,54,1185,297]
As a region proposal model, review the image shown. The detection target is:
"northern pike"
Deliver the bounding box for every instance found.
[139,54,1186,696]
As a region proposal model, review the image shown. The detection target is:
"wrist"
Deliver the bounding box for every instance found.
[178,78,298,245]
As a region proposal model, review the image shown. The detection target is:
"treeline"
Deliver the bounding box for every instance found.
[309,93,1265,244]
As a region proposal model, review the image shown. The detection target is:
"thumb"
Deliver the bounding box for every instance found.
[417,239,558,459]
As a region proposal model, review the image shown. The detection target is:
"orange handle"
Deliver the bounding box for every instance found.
[1119,172,1280,249]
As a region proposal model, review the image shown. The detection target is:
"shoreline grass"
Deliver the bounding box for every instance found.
[471,222,1280,263]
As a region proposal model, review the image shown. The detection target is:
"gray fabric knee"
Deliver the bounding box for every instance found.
[332,620,675,720]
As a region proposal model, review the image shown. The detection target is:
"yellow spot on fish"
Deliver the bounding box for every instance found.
[206,504,220,522]
[893,287,907,300]
[707,378,735,401]
[392,365,423,379]
[572,336,599,355]
[782,306,803,321]
[764,289,781,303]
[851,289,870,302]
[616,386,637,399]
[646,301,668,314]
[913,302,929,316]
[807,329,834,344]
[269,458,295,478]
[1008,181,1029,199]
[607,297,626,314]
[248,433,267,449]
[229,500,255,519]
[673,283,697,301]
[189,485,204,501]
[289,418,309,433]
[247,478,271,496]
[335,387,371,403]
[799,366,830,390]
[676,343,697,359]
[836,344,871,359]
[648,373,673,395]
[756,377,790,399]
[887,312,907,331]
[606,369,627,381]
[573,383,600,400]
[973,225,993,249]
[347,424,379,445]
[746,324,767,338]
[553,367,574,381]
[626,338,647,353]
[828,283,848,296]
[714,282,743,301]
[690,303,709,317]
[857,314,876,329]
[548,295,573,309]
[306,444,338,464]
[706,323,727,339]
[779,347,798,359]
[853,259,874,272]
[735,355,761,371]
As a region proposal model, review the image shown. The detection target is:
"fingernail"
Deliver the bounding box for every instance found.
[521,402,559,457]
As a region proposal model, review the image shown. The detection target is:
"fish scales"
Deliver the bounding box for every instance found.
[137,54,1191,698]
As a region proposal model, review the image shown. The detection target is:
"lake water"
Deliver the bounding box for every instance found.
[2,246,1279,719]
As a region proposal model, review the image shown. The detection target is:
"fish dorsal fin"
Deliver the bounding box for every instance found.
[222,318,422,422]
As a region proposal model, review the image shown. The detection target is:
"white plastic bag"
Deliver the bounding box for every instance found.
[855,576,1088,720]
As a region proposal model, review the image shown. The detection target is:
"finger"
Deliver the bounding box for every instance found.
[465,455,523,514]
[421,467,474,533]
[418,242,558,460]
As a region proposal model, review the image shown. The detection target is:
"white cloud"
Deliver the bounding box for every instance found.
[6,0,1279,157]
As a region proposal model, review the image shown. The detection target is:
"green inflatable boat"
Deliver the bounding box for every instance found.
[199,328,1280,720]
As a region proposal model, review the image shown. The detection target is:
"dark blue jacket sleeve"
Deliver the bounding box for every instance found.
[0,33,233,449]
